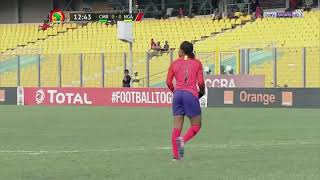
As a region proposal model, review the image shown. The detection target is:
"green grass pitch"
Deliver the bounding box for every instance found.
[0,106,319,180]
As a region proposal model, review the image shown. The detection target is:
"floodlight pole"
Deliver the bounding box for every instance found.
[129,43,133,78]
[129,0,134,86]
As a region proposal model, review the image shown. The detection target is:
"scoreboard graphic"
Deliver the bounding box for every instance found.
[69,13,135,22]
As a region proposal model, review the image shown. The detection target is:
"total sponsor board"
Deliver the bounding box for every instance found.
[35,89,92,105]
[24,88,172,107]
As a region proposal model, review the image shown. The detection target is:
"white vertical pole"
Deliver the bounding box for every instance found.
[58,54,62,87]
[302,47,306,88]
[101,53,105,88]
[123,52,127,70]
[129,0,134,86]
[146,52,150,87]
[38,54,41,87]
[129,43,133,77]
[17,56,21,87]
[80,53,83,87]
[129,0,133,13]
[272,48,277,88]
[170,50,174,63]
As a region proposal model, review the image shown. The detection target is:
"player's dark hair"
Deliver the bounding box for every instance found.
[180,41,195,59]
[124,69,129,73]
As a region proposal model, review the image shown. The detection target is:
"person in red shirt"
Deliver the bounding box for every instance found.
[166,41,205,161]
[39,20,51,31]
[255,5,263,19]
[179,8,185,18]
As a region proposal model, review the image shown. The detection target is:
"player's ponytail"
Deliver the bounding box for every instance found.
[180,41,195,59]
[188,52,195,59]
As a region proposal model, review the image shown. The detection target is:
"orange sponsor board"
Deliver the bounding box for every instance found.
[0,90,5,102]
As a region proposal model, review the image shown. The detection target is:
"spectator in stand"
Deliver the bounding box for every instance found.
[39,20,51,31]
[211,13,216,21]
[178,8,185,18]
[251,0,263,19]
[155,41,161,51]
[304,0,314,11]
[110,15,117,26]
[255,5,263,19]
[212,10,222,21]
[225,66,234,75]
[149,39,161,58]
[122,69,131,88]
[286,0,298,12]
[132,72,140,87]
[150,39,156,50]
[250,0,259,13]
[206,69,212,75]
[162,41,170,52]
[220,65,226,74]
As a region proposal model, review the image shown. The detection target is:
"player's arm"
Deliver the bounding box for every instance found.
[197,62,205,98]
[166,64,175,92]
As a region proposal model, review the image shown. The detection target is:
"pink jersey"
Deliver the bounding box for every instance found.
[166,57,205,97]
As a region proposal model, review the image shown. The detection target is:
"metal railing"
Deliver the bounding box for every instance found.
[0,47,319,88]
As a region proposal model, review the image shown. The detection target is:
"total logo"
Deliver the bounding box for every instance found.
[36,89,46,104]
[35,89,92,105]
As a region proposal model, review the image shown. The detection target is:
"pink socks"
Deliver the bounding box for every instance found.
[183,125,201,143]
[171,128,181,159]
[172,125,201,159]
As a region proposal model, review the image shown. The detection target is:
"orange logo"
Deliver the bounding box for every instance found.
[224,91,234,104]
[282,92,293,106]
[0,90,5,102]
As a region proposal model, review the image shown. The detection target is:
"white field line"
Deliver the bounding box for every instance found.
[0,141,318,156]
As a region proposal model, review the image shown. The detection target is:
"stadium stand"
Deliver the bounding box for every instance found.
[0,23,78,87]
[0,17,240,87]
[0,24,40,52]
[0,23,75,52]
[0,11,319,88]
[142,16,249,86]
[195,10,320,87]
